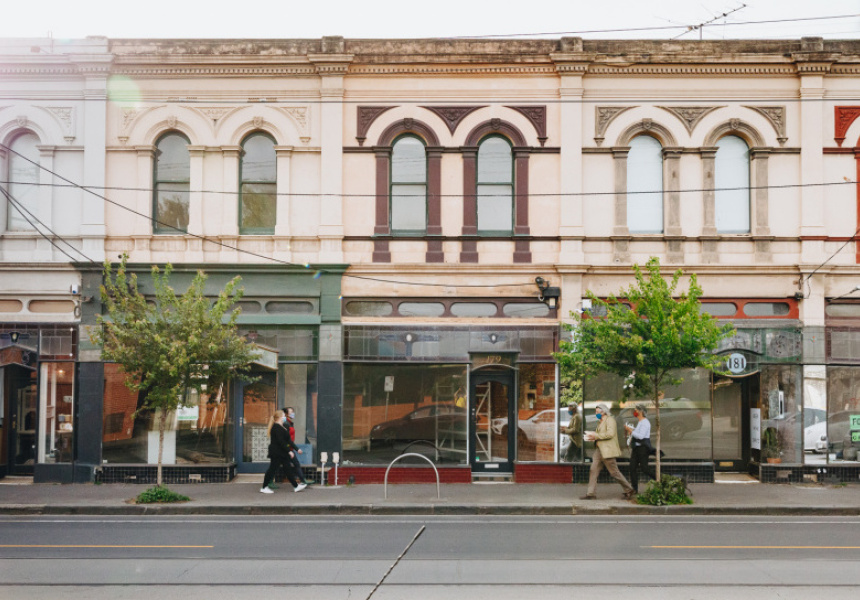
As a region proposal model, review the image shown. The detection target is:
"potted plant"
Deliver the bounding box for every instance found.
[761,427,783,464]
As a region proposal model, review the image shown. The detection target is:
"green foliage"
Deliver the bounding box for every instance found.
[554,257,735,478]
[636,474,693,506]
[135,485,190,504]
[91,254,260,485]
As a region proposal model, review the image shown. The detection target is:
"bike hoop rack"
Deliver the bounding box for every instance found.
[384,453,441,500]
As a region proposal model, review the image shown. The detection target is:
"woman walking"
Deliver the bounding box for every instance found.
[625,403,654,494]
[262,409,307,494]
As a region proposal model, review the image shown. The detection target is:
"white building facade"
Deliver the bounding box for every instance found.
[2,36,860,483]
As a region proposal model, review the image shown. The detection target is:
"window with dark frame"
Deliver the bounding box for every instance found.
[477,135,514,235]
[239,133,277,234]
[153,132,191,234]
[390,135,427,234]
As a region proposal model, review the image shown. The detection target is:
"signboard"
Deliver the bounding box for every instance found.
[852,431,860,443]
[850,414,860,431]
[251,344,279,371]
[176,405,199,422]
[727,353,747,375]
[750,408,761,450]
[384,376,394,392]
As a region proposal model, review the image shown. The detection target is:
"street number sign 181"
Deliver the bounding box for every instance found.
[726,353,747,374]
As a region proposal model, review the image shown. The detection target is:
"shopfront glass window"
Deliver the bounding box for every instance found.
[280,363,318,448]
[515,363,557,462]
[803,365,828,464]
[583,369,712,461]
[759,365,802,464]
[825,367,860,463]
[342,364,468,465]
[102,363,232,464]
[38,362,74,463]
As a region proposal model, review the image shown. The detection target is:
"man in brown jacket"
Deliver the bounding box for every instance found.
[581,402,635,500]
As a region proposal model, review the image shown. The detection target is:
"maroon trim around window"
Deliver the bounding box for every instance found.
[372,118,443,263]
[460,147,479,263]
[462,120,531,264]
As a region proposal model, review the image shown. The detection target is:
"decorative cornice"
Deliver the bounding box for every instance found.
[795,62,832,74]
[112,65,319,78]
[505,106,547,146]
[657,106,723,134]
[594,106,636,146]
[348,65,558,76]
[356,106,396,146]
[835,106,860,147]
[744,105,788,146]
[420,106,485,134]
[587,65,797,76]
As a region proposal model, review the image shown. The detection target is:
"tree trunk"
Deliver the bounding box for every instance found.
[654,383,662,482]
[157,409,166,487]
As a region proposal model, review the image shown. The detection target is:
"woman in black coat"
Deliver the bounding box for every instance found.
[261,410,307,493]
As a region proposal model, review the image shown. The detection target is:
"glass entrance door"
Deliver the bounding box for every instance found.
[5,365,37,475]
[234,370,277,473]
[713,374,754,471]
[470,370,515,474]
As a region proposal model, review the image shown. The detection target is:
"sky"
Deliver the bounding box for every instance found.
[1,0,858,41]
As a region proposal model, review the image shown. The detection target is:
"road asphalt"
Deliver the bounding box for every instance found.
[1,473,858,515]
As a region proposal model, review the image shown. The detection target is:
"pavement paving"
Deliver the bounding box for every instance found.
[1,473,859,515]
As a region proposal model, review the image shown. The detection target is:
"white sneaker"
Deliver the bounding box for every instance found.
[260,487,274,494]
[294,483,308,492]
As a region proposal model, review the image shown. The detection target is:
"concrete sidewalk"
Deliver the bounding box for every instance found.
[2,474,859,515]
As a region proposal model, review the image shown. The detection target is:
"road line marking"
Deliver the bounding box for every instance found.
[0,545,213,549]
[649,545,860,549]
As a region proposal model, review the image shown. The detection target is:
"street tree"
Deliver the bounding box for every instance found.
[555,257,734,481]
[92,255,259,487]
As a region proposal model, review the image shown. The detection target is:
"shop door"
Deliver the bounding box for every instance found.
[234,370,278,473]
[470,370,515,474]
[713,373,756,471]
[3,365,37,475]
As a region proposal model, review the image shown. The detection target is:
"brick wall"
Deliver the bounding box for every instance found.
[335,466,472,484]
[514,463,573,483]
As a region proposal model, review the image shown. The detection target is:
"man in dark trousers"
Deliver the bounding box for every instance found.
[283,406,311,486]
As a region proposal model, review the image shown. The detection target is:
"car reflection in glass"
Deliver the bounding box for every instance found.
[369,403,465,449]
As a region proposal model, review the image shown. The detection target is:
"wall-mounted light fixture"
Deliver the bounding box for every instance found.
[404,332,414,343]
[535,277,561,310]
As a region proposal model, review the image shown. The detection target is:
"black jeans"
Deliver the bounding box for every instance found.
[263,456,300,489]
[629,444,653,492]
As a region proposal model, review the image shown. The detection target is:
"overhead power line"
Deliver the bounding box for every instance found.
[0,141,537,290]
[0,178,855,200]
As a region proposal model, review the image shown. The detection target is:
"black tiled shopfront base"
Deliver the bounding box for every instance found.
[96,464,236,484]
[572,461,715,484]
[758,463,860,484]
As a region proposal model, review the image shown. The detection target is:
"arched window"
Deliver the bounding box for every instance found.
[715,135,750,234]
[5,132,40,231]
[627,135,663,233]
[390,135,427,233]
[477,136,513,234]
[153,132,190,234]
[240,133,277,234]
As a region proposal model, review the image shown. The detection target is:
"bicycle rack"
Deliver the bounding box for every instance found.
[384,453,441,500]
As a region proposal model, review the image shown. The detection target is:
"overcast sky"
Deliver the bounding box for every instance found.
[1,0,858,41]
